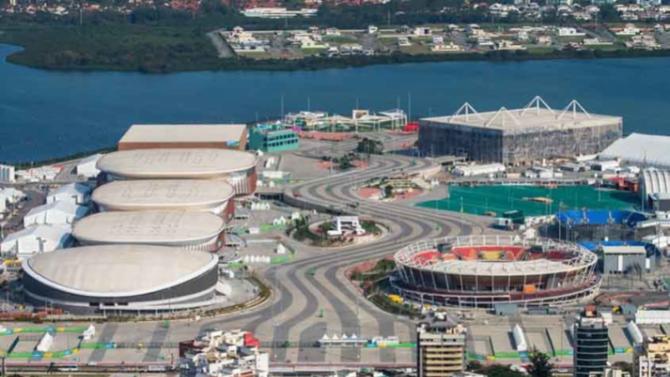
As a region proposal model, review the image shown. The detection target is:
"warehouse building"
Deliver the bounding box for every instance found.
[118,124,248,151]
[22,245,219,313]
[0,224,72,260]
[641,168,670,211]
[97,148,257,195]
[73,211,226,251]
[92,180,235,218]
[23,201,88,227]
[601,243,650,275]
[418,97,622,165]
[46,183,92,205]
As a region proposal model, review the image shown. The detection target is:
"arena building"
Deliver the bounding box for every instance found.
[22,245,218,313]
[117,124,248,151]
[92,180,235,218]
[96,148,257,195]
[72,211,226,251]
[418,97,622,165]
[393,235,600,308]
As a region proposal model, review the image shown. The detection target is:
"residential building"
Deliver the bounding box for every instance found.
[635,335,670,377]
[180,329,269,377]
[417,314,467,377]
[573,306,609,377]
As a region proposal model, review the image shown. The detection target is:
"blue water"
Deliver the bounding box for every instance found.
[1,43,670,163]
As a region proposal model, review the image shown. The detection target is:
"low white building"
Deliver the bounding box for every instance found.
[75,154,103,179]
[452,163,506,177]
[0,187,26,212]
[0,224,71,260]
[557,27,585,37]
[0,187,26,204]
[23,201,88,227]
[47,183,92,205]
[327,216,366,237]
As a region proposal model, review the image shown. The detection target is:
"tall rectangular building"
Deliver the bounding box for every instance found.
[573,306,609,377]
[418,98,622,165]
[417,316,467,377]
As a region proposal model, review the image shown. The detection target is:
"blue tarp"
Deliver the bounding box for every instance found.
[556,209,646,227]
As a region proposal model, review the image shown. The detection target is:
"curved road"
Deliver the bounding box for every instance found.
[196,153,493,364]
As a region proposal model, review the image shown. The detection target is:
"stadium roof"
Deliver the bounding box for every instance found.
[92,180,234,210]
[421,97,621,133]
[642,168,670,197]
[600,133,670,169]
[119,124,246,145]
[97,148,257,179]
[73,211,225,244]
[429,258,585,276]
[23,245,217,297]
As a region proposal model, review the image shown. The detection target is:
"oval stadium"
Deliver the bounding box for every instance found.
[22,245,219,313]
[96,148,257,195]
[72,211,226,251]
[393,235,600,308]
[92,179,235,216]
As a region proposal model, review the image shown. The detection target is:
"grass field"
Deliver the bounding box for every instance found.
[417,185,639,217]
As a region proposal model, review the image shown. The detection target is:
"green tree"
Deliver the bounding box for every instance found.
[598,4,621,22]
[338,155,353,170]
[356,137,384,155]
[384,185,394,198]
[527,350,553,377]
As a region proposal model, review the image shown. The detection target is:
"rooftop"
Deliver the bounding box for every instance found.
[97,148,257,179]
[2,224,71,244]
[421,97,621,133]
[92,179,234,209]
[48,182,91,198]
[72,211,225,244]
[120,124,247,144]
[600,133,670,169]
[26,200,87,217]
[23,245,217,296]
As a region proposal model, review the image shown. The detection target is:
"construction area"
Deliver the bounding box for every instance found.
[418,97,623,165]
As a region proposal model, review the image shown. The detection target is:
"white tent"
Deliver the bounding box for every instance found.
[47,182,91,205]
[23,201,88,227]
[599,133,670,169]
[0,224,72,259]
[75,154,103,179]
[0,187,26,204]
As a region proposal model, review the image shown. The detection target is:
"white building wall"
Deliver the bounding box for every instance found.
[0,165,15,183]
[76,154,102,179]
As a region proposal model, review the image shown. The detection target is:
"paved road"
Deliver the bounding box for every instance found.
[195,153,493,364]
[2,153,493,367]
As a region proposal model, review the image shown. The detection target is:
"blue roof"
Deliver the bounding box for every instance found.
[556,209,646,227]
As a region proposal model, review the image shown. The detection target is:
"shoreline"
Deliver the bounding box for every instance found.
[3,41,670,74]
